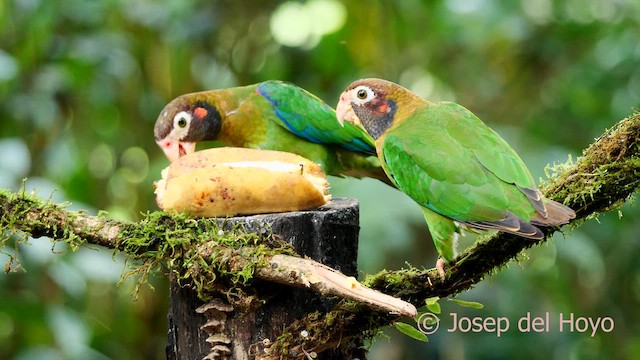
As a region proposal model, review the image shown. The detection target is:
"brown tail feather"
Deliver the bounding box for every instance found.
[460,197,575,240]
[531,199,576,226]
[517,185,576,227]
[517,186,547,217]
[463,212,544,240]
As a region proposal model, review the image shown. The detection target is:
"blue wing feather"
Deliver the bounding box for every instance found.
[257,81,376,154]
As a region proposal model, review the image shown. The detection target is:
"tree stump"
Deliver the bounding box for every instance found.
[166,198,363,360]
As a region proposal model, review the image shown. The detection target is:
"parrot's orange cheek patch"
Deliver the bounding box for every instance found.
[193,107,208,119]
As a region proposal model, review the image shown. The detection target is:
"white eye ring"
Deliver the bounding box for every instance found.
[170,111,192,139]
[352,85,375,104]
[174,111,191,128]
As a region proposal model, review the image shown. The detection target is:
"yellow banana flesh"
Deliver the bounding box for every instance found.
[154,147,331,217]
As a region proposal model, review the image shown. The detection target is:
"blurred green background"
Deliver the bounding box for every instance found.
[1,0,639,359]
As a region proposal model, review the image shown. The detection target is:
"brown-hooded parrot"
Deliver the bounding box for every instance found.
[336,78,575,275]
[153,80,391,184]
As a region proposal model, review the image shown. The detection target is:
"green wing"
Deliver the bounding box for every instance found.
[256,81,376,154]
[381,101,538,223]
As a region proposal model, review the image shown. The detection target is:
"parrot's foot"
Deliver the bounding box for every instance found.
[436,258,447,279]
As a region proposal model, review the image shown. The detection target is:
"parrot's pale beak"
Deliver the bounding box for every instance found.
[336,93,358,127]
[157,138,196,162]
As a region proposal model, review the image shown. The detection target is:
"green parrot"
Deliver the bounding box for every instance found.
[153,80,390,184]
[336,78,575,275]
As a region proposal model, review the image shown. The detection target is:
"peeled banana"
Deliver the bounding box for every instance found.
[154,147,331,217]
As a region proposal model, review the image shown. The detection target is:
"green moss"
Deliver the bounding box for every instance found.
[541,112,640,215]
[0,186,295,305]
[360,265,428,300]
[115,211,296,303]
[0,187,87,271]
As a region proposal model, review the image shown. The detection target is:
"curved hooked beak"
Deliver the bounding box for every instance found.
[156,138,196,162]
[336,92,359,127]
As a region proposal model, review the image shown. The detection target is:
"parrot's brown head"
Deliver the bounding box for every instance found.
[154,93,222,162]
[336,78,418,140]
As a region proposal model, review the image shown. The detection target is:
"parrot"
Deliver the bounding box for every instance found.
[153,80,391,184]
[336,78,576,276]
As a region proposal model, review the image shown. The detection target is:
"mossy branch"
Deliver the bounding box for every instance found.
[2,111,639,359]
[0,191,281,299]
[0,190,415,316]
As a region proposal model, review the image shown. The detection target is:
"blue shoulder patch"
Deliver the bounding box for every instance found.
[257,81,376,154]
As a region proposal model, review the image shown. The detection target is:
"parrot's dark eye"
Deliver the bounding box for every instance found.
[357,89,367,99]
[177,117,187,128]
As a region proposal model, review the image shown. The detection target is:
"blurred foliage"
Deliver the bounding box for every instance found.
[1,0,639,359]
